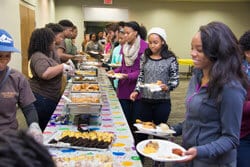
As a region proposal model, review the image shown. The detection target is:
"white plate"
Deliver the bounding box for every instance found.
[106,73,123,79]
[136,139,187,162]
[139,83,162,92]
[108,63,121,68]
[134,123,176,135]
[134,123,156,133]
[84,62,101,66]
[89,51,99,55]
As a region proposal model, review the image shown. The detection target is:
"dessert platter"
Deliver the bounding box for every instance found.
[44,130,115,151]
[134,119,175,137]
[53,153,115,167]
[136,139,187,162]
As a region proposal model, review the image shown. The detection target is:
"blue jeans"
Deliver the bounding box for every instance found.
[33,92,58,131]
[237,134,250,167]
[119,99,141,128]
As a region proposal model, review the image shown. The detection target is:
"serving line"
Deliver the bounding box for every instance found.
[43,68,143,167]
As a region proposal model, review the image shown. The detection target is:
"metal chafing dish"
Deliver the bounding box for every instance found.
[75,69,98,77]
[66,92,102,115]
[72,76,98,84]
[70,83,100,93]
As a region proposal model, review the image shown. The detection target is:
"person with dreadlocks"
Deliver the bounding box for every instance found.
[0,130,55,167]
[28,28,74,131]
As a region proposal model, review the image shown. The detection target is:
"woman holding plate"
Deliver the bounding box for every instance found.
[172,22,247,167]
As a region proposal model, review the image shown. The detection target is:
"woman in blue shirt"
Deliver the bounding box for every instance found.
[173,22,247,167]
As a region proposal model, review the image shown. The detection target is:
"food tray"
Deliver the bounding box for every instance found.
[71,83,100,93]
[78,63,98,70]
[75,69,98,77]
[66,93,102,115]
[53,153,116,167]
[81,61,102,67]
[44,131,114,151]
[72,76,98,84]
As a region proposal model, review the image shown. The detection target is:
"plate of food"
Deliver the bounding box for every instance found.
[108,63,121,68]
[106,73,123,79]
[89,51,99,55]
[139,81,163,92]
[134,119,175,136]
[136,139,187,162]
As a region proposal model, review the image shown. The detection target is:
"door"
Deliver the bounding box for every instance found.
[19,4,35,77]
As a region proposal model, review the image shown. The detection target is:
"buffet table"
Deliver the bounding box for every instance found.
[43,68,142,167]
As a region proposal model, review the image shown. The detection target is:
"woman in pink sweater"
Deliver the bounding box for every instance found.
[238,30,250,167]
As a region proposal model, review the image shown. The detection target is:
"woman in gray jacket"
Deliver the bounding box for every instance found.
[173,21,247,167]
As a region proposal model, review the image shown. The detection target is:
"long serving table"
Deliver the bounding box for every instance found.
[43,68,142,167]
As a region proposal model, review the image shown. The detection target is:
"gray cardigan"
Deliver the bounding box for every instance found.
[135,55,179,100]
[173,69,246,166]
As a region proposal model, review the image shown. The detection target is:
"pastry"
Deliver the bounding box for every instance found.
[156,80,162,85]
[142,122,156,129]
[159,123,170,131]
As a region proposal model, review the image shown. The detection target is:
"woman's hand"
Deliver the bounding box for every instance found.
[130,91,139,101]
[160,84,169,91]
[107,70,114,74]
[120,73,128,79]
[177,147,197,163]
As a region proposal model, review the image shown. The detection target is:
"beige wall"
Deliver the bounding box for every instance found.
[0,0,22,71]
[54,0,85,50]
[55,0,250,60]
[0,0,55,72]
[128,1,250,58]
[36,0,56,28]
[1,0,250,71]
